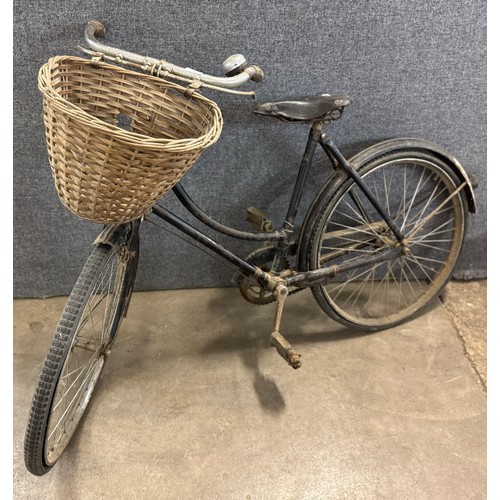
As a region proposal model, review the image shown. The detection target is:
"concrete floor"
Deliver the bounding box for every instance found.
[441,281,487,390]
[13,281,486,499]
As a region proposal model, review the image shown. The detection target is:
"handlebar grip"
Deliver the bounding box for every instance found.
[248,66,264,83]
[86,20,106,39]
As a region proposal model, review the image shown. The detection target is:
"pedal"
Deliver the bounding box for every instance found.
[270,331,302,369]
[246,207,274,232]
[269,284,302,369]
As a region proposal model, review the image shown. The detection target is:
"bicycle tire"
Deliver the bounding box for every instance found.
[24,242,135,475]
[306,150,467,330]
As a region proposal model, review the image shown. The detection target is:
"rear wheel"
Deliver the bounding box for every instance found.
[24,240,137,475]
[307,151,466,330]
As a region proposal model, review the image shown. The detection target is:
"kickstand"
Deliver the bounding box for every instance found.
[269,284,302,369]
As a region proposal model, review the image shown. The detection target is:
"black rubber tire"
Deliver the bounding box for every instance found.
[306,150,467,330]
[24,243,134,475]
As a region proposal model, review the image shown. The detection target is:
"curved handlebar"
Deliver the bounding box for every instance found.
[83,20,264,89]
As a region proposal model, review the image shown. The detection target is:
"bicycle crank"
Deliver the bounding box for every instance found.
[269,284,302,369]
[236,246,302,305]
[236,247,277,305]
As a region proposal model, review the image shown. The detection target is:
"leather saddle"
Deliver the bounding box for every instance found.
[252,94,351,123]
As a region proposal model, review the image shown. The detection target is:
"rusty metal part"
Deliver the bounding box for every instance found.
[236,247,303,305]
[236,247,278,305]
[270,331,302,369]
[93,222,132,248]
[79,44,258,97]
[246,207,274,232]
[286,247,402,287]
[246,65,265,83]
[83,20,264,90]
[239,281,275,305]
[273,284,288,332]
[320,134,405,244]
[269,285,302,369]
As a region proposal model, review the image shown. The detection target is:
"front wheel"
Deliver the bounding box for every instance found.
[306,150,467,330]
[24,238,137,476]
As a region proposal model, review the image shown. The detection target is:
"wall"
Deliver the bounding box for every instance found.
[13,0,487,297]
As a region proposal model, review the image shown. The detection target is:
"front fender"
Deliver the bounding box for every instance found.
[93,219,140,248]
[93,219,140,316]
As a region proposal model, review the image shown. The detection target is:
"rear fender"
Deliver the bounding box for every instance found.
[348,138,477,213]
[296,137,477,271]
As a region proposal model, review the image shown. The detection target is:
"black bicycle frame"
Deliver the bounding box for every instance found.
[150,120,404,291]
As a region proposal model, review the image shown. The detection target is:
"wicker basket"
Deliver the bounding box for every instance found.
[38,55,223,223]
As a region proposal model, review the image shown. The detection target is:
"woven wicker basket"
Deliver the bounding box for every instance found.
[38,55,223,224]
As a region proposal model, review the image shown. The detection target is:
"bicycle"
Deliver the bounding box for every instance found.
[24,20,477,476]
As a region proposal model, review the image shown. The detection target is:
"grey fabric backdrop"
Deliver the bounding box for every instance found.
[13,0,486,298]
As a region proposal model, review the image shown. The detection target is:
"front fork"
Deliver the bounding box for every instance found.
[94,219,141,317]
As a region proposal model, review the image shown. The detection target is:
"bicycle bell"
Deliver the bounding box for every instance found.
[223,54,248,76]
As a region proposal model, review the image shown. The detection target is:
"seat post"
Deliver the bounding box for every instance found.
[282,120,324,232]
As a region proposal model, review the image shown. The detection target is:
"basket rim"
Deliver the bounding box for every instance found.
[38,55,223,152]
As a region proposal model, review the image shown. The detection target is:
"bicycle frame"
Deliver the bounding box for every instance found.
[81,19,475,294]
[149,119,405,292]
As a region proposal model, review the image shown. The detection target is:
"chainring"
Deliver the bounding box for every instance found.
[235,246,302,305]
[236,246,278,305]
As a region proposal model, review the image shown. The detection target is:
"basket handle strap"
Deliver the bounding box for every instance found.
[90,52,104,68]
[183,80,203,98]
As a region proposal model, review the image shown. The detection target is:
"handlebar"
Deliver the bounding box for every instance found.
[82,20,264,90]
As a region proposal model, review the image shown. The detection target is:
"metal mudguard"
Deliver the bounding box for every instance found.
[93,220,140,316]
[93,223,132,248]
[296,137,477,271]
[93,219,142,248]
[348,138,477,213]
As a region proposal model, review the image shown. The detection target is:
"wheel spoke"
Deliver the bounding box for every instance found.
[335,199,382,239]
[405,205,454,236]
[410,240,451,253]
[341,262,383,313]
[406,183,466,240]
[315,156,464,327]
[398,261,416,303]
[34,246,129,470]
[401,168,427,231]
[400,258,426,295]
[383,165,394,215]
[404,253,435,282]
[48,353,101,441]
[402,182,446,229]
[409,217,454,242]
[327,260,387,297]
[51,349,100,413]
